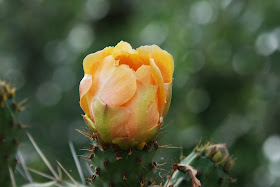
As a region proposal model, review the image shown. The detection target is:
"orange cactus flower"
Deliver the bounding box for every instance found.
[79,41,174,150]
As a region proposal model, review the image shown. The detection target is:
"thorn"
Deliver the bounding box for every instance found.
[128,148,133,155]
[103,160,109,167]
[16,99,27,111]
[91,133,97,139]
[144,144,152,152]
[92,146,98,153]
[88,153,94,159]
[90,164,93,168]
[100,145,108,151]
[140,178,145,187]
[149,162,157,170]
[197,170,203,177]
[16,123,29,129]
[76,128,94,140]
[109,182,114,187]
[99,145,105,151]
[122,172,128,180]
[159,172,163,179]
[153,141,160,150]
[136,157,142,165]
[91,174,96,180]
[95,168,100,176]
[116,152,122,160]
[9,165,17,187]
[223,156,234,173]
[172,164,178,171]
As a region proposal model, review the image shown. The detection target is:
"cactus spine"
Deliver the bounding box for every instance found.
[0,80,26,186]
[165,143,236,187]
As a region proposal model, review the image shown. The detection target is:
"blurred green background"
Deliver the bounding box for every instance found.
[1,0,280,186]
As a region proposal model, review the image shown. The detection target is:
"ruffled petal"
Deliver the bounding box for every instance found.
[113,41,143,71]
[150,58,166,112]
[83,47,114,74]
[137,45,174,82]
[99,64,137,106]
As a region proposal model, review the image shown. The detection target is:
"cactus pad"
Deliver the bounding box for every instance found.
[83,130,160,187]
[166,143,236,187]
[0,80,26,186]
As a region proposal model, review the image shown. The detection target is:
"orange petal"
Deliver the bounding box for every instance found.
[79,74,92,116]
[113,41,143,71]
[116,53,143,71]
[124,80,159,144]
[162,80,173,117]
[98,55,117,82]
[79,74,92,98]
[137,45,174,82]
[114,41,133,51]
[135,65,156,85]
[83,47,114,74]
[80,95,90,117]
[99,64,137,106]
[87,55,116,98]
[92,97,131,144]
[150,58,166,112]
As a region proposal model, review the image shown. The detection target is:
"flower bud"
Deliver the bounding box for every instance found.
[79,41,174,149]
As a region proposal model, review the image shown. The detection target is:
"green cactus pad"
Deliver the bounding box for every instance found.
[0,81,25,186]
[165,143,236,187]
[85,132,160,187]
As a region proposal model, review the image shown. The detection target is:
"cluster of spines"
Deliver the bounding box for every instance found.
[166,143,236,187]
[194,143,236,181]
[0,80,26,186]
[79,129,161,187]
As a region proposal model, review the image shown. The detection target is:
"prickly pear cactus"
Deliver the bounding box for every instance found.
[0,80,26,186]
[165,143,236,187]
[83,130,160,187]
